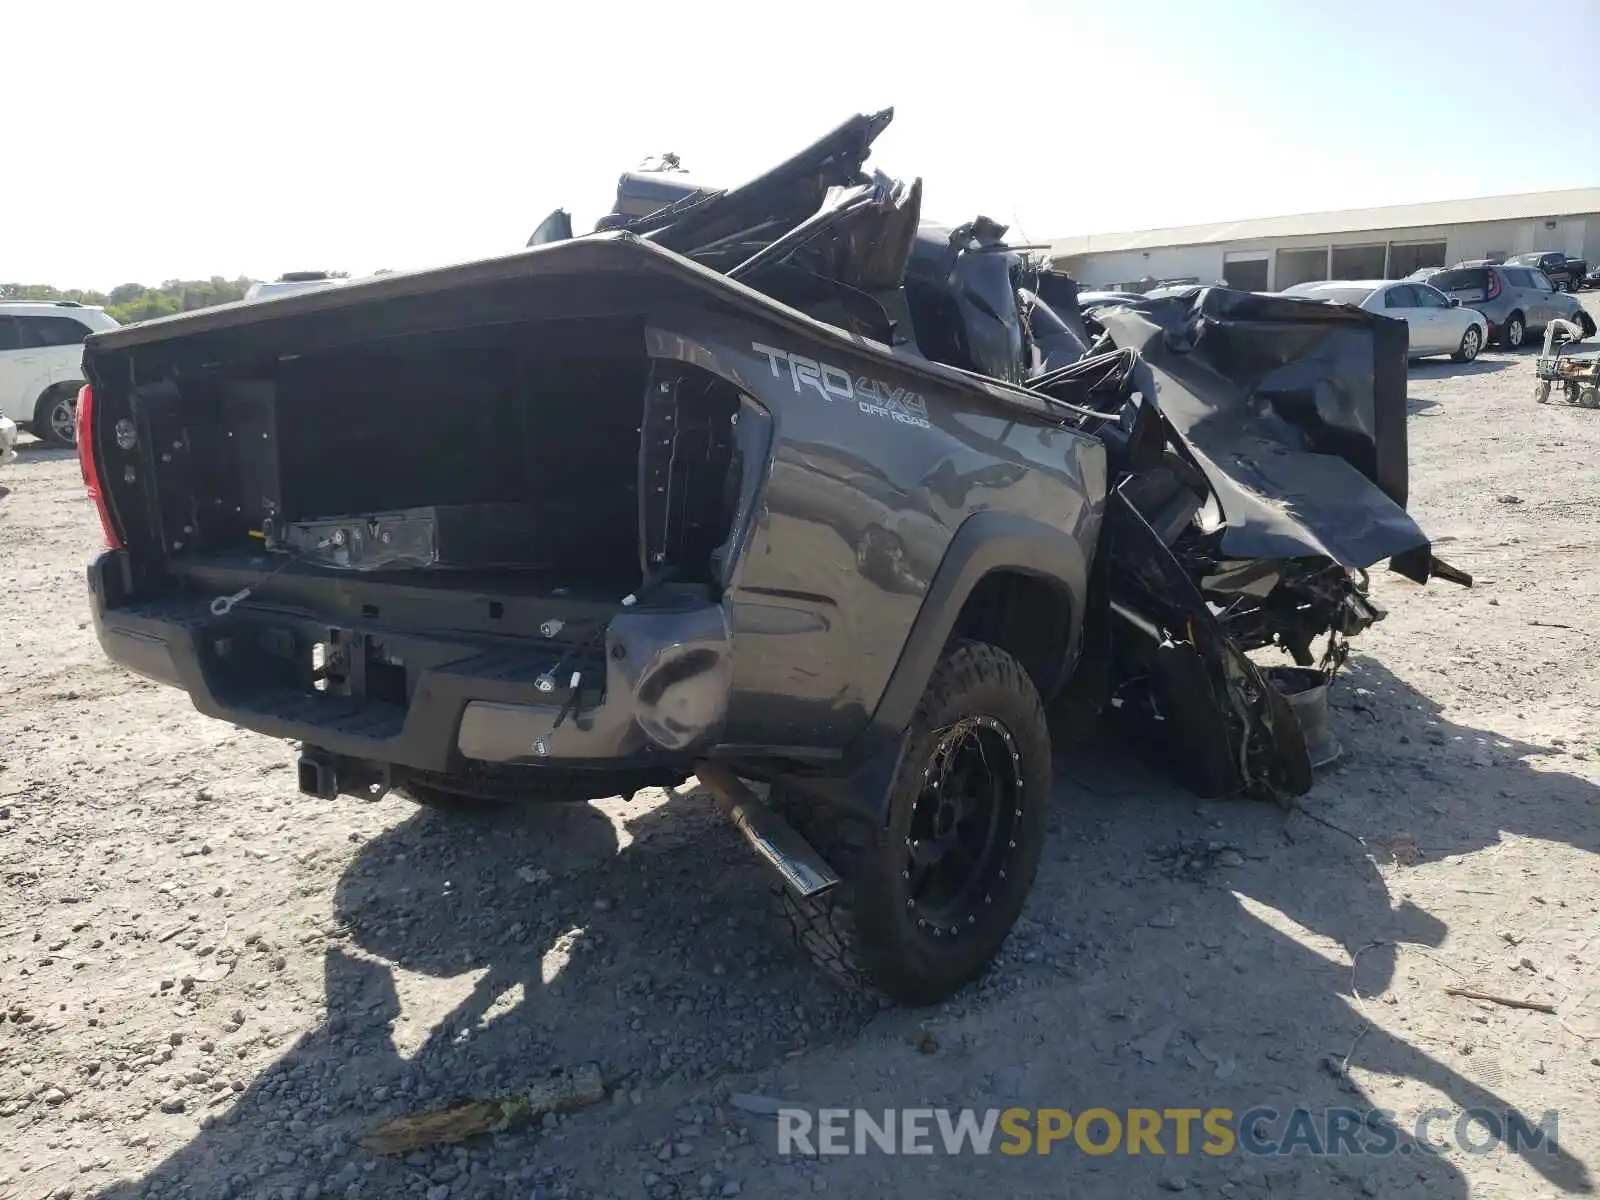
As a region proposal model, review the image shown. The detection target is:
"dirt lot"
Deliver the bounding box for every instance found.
[3,314,1598,1200]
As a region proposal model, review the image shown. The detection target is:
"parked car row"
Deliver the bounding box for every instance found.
[1282,280,1489,361]
[1281,260,1594,359]
[1503,251,1588,292]
[1408,251,1591,291]
[1415,263,1592,349]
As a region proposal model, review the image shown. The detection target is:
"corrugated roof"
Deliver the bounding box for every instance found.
[1049,186,1600,258]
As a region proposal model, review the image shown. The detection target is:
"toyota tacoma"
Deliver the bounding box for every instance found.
[78,110,1464,1004]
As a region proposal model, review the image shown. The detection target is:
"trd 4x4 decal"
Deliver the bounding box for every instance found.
[752,341,932,429]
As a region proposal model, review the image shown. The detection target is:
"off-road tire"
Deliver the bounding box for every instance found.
[775,640,1052,1005]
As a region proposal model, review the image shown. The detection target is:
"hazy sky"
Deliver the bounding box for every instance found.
[10,0,1599,291]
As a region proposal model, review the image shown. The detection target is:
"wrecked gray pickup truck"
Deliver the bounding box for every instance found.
[77,109,1464,1004]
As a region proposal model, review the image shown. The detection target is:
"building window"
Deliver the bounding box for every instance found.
[1223,258,1269,290]
[1276,247,1329,289]
[1331,244,1386,279]
[1388,241,1446,277]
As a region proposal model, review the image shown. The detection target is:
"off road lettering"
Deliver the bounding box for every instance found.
[855,377,931,428]
[751,341,930,428]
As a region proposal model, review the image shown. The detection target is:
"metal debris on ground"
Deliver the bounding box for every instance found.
[359,1062,605,1155]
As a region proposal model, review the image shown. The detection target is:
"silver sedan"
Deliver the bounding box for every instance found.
[1282,279,1488,362]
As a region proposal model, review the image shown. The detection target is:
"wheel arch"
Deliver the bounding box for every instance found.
[948,569,1074,702]
[762,510,1095,827]
[867,509,1092,735]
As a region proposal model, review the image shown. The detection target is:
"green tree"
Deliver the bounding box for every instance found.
[1,282,111,305]
[4,275,325,324]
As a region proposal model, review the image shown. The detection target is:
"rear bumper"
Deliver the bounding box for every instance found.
[88,552,733,773]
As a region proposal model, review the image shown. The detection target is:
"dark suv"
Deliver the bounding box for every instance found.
[1421,264,1594,347]
[1504,251,1588,292]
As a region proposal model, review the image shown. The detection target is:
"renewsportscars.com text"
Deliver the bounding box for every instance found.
[775,1106,1562,1159]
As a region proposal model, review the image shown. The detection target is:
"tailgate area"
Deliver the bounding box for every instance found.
[89,552,734,774]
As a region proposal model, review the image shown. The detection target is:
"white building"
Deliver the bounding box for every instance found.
[1048,187,1600,292]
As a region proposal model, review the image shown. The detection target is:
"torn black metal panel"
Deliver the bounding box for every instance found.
[1031,271,1095,362]
[1204,558,1385,664]
[607,170,714,222]
[526,209,573,248]
[1091,287,1430,573]
[1027,345,1144,415]
[631,109,895,261]
[1097,285,1411,503]
[1172,435,1425,567]
[1104,485,1312,802]
[728,174,925,349]
[904,218,1028,383]
[1020,291,1093,372]
[823,176,924,296]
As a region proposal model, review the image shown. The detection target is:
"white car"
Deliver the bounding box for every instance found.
[0,302,121,447]
[1281,279,1487,362]
[244,272,351,303]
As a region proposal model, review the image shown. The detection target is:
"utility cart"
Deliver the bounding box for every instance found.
[1535,317,1598,407]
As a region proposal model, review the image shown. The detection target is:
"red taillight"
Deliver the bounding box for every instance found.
[76,385,123,549]
[1485,272,1501,300]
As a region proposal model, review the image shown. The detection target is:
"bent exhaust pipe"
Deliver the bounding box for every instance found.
[694,763,841,899]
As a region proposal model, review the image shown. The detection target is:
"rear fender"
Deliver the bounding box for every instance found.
[863,510,1090,735]
[776,510,1092,824]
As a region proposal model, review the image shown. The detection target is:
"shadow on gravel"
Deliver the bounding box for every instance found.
[13,442,79,465]
[1409,359,1512,380]
[95,658,1595,1199]
[1018,654,1595,1197]
[90,789,864,1199]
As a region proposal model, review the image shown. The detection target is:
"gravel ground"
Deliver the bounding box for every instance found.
[2,310,1598,1200]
